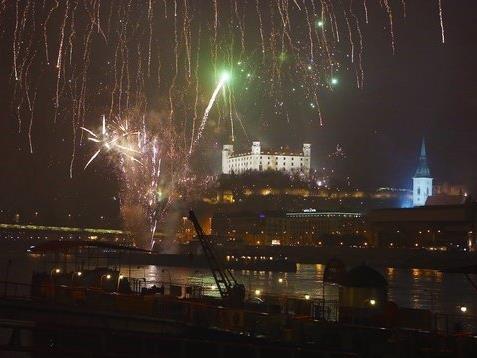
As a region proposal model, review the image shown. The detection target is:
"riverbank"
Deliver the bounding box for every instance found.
[2,239,476,270]
[217,246,477,270]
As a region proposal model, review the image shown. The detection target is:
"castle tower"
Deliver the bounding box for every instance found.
[412,138,433,206]
[303,143,311,173]
[222,144,234,174]
[251,141,261,155]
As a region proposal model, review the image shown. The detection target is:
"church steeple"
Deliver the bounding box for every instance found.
[414,138,431,178]
[420,137,427,157]
[412,137,433,206]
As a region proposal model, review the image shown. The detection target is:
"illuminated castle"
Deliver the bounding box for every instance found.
[222,141,311,175]
[412,138,433,207]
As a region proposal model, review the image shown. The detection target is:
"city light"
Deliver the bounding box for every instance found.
[278,278,283,284]
[106,274,111,279]
[331,77,338,85]
[119,275,124,280]
[255,289,261,296]
[304,294,310,300]
[77,272,82,276]
[460,306,467,313]
[55,268,61,274]
[369,299,376,306]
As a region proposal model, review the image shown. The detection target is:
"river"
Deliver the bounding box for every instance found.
[1,249,475,316]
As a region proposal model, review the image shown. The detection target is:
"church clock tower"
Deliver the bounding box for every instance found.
[412,138,433,207]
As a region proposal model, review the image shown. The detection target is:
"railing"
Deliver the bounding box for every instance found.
[434,312,477,335]
[1,279,476,336]
[0,319,358,358]
[1,278,205,301]
[1,280,31,300]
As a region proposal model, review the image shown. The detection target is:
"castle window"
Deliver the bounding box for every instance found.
[417,188,421,195]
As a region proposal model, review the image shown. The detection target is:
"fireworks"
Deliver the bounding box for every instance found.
[191,71,231,152]
[0,1,446,248]
[3,1,446,145]
[81,115,141,169]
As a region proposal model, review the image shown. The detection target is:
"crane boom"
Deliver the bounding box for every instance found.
[188,210,244,305]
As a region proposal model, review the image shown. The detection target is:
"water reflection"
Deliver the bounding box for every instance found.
[122,264,476,315]
[1,250,475,316]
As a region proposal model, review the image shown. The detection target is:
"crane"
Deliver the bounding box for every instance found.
[188,210,245,306]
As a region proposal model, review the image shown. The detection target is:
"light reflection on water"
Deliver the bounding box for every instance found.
[1,251,475,316]
[123,264,340,300]
[125,263,476,315]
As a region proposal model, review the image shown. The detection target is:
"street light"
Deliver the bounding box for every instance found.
[304,294,310,300]
[71,271,83,285]
[278,278,283,284]
[50,268,61,277]
[100,273,112,289]
[254,289,261,296]
[460,306,468,313]
[369,299,376,306]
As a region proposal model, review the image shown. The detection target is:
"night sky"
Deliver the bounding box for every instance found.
[0,1,476,225]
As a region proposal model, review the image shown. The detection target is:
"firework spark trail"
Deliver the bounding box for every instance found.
[401,0,406,19]
[190,26,201,152]
[344,9,354,65]
[303,1,314,63]
[438,0,445,44]
[233,0,245,58]
[363,0,369,23]
[382,0,395,54]
[81,115,141,169]
[349,0,364,88]
[54,0,70,123]
[147,0,153,77]
[255,0,266,62]
[190,72,229,153]
[12,0,20,82]
[43,0,59,66]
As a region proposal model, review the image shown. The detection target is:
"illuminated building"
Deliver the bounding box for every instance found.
[367,201,477,250]
[0,223,143,245]
[412,138,433,207]
[211,209,366,246]
[222,141,311,175]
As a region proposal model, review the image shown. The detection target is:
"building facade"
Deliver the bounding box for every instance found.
[211,209,366,246]
[222,141,311,175]
[412,138,433,207]
[367,201,477,250]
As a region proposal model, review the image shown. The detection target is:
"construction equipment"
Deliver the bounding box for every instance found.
[188,210,245,306]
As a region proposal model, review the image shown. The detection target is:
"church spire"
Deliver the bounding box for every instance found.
[414,137,431,178]
[420,137,427,157]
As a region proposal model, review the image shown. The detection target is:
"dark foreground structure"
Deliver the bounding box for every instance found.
[0,220,476,357]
